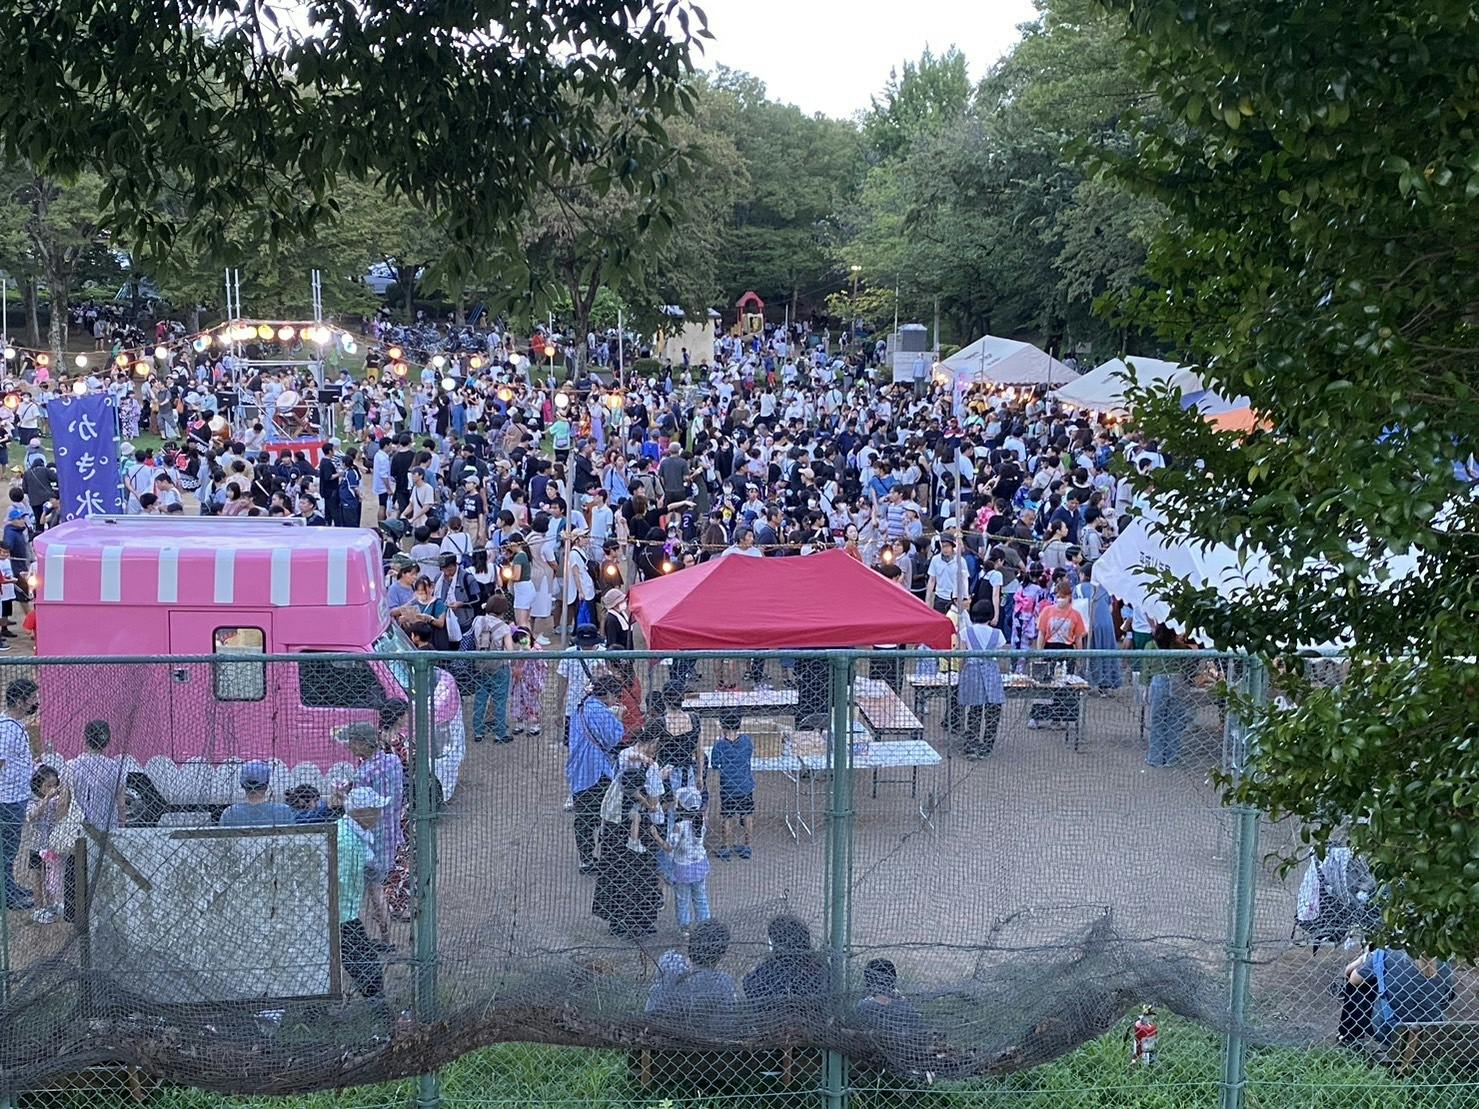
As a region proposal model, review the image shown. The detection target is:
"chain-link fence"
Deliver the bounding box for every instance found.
[0,650,1471,1109]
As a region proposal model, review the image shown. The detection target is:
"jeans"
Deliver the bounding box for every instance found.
[1147,675,1191,766]
[673,878,710,928]
[572,780,608,868]
[472,665,511,740]
[0,800,29,902]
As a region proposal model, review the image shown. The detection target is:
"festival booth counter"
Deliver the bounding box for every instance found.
[628,549,956,834]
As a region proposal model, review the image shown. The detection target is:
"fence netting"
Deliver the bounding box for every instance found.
[0,650,1471,1105]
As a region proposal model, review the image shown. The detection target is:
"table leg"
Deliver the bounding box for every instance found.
[872,767,879,799]
[910,765,918,798]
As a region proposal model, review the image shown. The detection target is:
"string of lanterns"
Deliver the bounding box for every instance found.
[0,320,360,377]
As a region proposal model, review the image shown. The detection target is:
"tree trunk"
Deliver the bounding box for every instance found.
[453,289,466,327]
[187,303,201,333]
[398,264,417,320]
[47,274,66,376]
[24,277,39,346]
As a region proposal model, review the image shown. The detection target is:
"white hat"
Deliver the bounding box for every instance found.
[344,786,389,812]
[675,786,702,812]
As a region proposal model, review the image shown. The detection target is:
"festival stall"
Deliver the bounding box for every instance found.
[937,335,1079,388]
[629,548,954,650]
[629,549,955,821]
[1052,356,1200,413]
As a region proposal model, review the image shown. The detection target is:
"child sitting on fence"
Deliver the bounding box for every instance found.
[708,710,755,861]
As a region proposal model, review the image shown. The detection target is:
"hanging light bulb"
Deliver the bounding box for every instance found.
[74,353,88,368]
[543,343,556,359]
[431,355,446,369]
[277,325,295,342]
[496,387,513,403]
[2,394,17,410]
[387,345,403,360]
[604,561,620,579]
[501,565,514,582]
[36,353,50,367]
[153,346,168,361]
[193,337,209,353]
[256,324,274,340]
[881,547,894,565]
[115,354,130,368]
[554,392,570,410]
[661,559,675,574]
[134,361,151,377]
[440,376,456,392]
[468,355,483,370]
[71,380,87,396]
[1,347,14,361]
[393,363,408,377]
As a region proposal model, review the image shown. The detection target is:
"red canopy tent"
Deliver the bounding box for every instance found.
[628,549,955,651]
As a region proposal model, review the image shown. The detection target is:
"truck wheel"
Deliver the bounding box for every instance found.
[125,773,168,827]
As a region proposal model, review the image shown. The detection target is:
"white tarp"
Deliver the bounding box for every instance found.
[1053,356,1201,413]
[938,335,1079,386]
[1095,514,1420,644]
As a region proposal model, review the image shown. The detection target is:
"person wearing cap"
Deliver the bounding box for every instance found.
[337,786,390,1001]
[925,534,962,616]
[335,718,405,947]
[566,670,624,873]
[218,761,296,827]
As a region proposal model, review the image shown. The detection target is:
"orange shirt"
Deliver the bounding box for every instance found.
[1037,603,1086,647]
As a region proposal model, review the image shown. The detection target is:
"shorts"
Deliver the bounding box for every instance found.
[512,580,535,610]
[378,492,390,509]
[719,790,754,818]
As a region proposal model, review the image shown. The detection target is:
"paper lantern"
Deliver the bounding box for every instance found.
[496,387,513,403]
[154,346,168,360]
[431,355,446,369]
[277,325,295,341]
[71,380,87,395]
[134,361,151,377]
[440,377,456,392]
[2,394,17,410]
[256,324,274,340]
[343,339,357,354]
[74,354,88,368]
[193,337,209,352]
[36,354,50,367]
[554,392,570,409]
[468,356,483,370]
[387,346,403,360]
[1,347,13,361]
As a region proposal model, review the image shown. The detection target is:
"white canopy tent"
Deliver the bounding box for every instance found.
[1095,514,1420,645]
[1052,356,1201,413]
[938,335,1079,387]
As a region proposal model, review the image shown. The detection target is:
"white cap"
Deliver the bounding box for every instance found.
[345,787,389,812]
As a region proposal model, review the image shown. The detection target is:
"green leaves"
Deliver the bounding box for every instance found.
[1097,0,1479,957]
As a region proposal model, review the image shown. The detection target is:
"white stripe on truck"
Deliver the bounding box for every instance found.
[270,547,292,606]
[157,548,179,603]
[100,546,122,602]
[214,548,235,604]
[327,547,347,606]
[42,544,65,601]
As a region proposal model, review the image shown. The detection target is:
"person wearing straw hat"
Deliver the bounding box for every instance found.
[601,588,631,651]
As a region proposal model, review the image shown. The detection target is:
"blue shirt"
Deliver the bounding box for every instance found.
[710,733,755,795]
[566,698,623,794]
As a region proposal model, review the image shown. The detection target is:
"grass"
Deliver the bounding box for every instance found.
[21,1018,1474,1109]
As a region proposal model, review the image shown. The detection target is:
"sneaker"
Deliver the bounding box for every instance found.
[511,725,525,735]
[715,847,732,860]
[527,724,542,736]
[0,641,12,653]
[735,846,752,860]
[562,796,574,811]
[535,635,551,646]
[31,907,57,924]
[579,861,596,875]
[473,733,486,744]
[1026,719,1039,730]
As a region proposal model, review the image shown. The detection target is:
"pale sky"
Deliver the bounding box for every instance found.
[693,0,1040,118]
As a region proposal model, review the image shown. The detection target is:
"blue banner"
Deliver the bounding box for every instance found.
[48,394,123,520]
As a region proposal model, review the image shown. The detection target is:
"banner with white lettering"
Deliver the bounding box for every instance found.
[48,393,123,519]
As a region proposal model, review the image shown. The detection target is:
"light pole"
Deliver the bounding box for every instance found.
[849,265,862,345]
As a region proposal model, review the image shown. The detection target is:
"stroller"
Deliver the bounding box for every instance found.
[1293,846,1381,954]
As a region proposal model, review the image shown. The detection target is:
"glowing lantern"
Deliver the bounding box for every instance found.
[554,392,570,410]
[277,326,295,342]
[431,355,446,369]
[74,354,88,368]
[468,356,483,370]
[154,346,168,361]
[440,376,456,392]
[387,346,403,360]
[71,380,87,395]
[256,324,274,340]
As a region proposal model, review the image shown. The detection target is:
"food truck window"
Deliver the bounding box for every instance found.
[213,627,266,701]
[298,653,385,709]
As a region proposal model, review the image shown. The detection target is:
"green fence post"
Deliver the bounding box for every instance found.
[411,656,442,1109]
[0,864,9,1109]
[1220,658,1266,1109]
[823,653,854,1109]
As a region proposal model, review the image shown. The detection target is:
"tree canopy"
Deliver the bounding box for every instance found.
[1098,0,1479,957]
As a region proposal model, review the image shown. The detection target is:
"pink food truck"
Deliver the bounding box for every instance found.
[32,517,465,822]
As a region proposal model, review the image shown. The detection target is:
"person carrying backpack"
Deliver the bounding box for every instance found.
[469,595,515,743]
